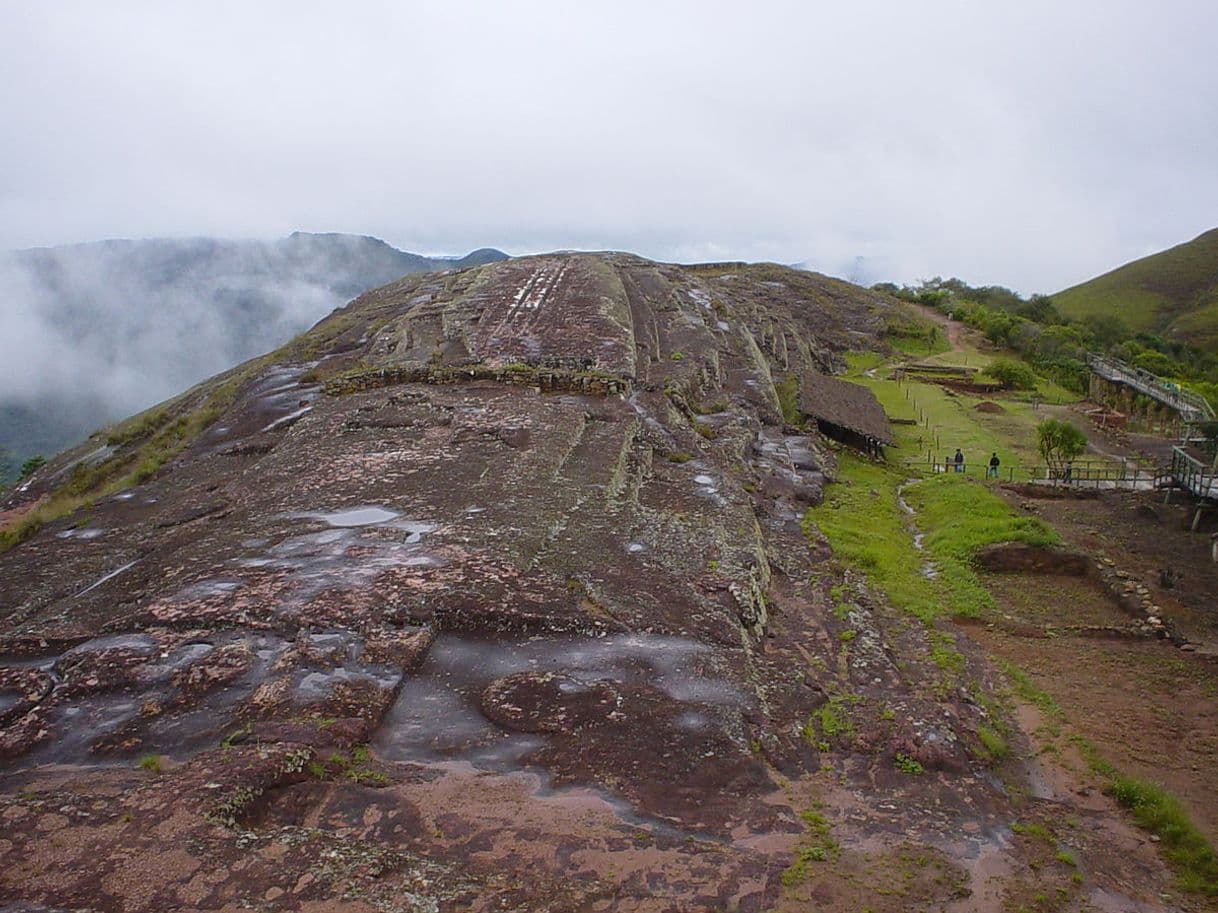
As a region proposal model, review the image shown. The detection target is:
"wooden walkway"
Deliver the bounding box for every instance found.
[1087,353,1215,425]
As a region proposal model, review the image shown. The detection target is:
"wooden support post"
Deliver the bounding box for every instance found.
[1192,506,1205,532]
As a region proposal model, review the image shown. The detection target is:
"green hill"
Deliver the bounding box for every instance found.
[1053,228,1218,349]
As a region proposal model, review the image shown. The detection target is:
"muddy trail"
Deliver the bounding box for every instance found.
[0,253,1210,912]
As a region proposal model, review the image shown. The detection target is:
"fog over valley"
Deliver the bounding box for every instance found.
[0,234,504,474]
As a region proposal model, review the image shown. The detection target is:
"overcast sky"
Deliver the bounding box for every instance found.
[1,0,1215,293]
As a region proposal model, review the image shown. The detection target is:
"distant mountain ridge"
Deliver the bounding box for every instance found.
[0,233,507,480]
[1052,228,1218,349]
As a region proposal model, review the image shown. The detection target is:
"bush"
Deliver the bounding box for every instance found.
[984,358,1038,390]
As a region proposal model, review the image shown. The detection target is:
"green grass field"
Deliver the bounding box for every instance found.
[843,353,1075,480]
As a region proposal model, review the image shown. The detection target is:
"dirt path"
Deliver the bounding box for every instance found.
[910,302,965,351]
[971,566,1218,844]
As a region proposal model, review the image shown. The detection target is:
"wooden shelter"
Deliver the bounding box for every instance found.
[799,373,896,457]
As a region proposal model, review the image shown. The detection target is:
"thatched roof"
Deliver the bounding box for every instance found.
[799,373,895,446]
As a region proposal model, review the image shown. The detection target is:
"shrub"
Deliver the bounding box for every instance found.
[984,358,1038,390]
[20,455,46,477]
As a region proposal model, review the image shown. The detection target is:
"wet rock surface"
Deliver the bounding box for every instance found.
[0,254,1186,911]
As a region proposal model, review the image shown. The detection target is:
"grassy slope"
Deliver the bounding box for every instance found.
[805,457,1057,624]
[843,353,1075,479]
[807,338,1218,895]
[1053,227,1218,345]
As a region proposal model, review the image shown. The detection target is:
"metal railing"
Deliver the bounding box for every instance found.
[1087,353,1215,423]
[901,454,1168,490]
[902,456,1017,481]
[1025,459,1164,490]
[1170,446,1218,499]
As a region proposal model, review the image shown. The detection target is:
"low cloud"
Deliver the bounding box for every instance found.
[0,245,341,417]
[0,2,1215,296]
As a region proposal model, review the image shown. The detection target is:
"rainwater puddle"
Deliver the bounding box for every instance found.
[62,633,156,658]
[261,405,312,433]
[73,560,139,599]
[11,633,290,769]
[57,527,105,540]
[194,363,320,452]
[138,642,216,683]
[52,444,116,481]
[294,665,401,702]
[200,508,445,614]
[293,505,401,527]
[373,633,740,770]
[174,578,244,600]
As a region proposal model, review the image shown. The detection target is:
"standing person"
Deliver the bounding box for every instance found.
[987,452,1000,479]
[953,448,964,473]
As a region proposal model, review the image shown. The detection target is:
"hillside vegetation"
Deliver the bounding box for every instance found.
[1053,227,1218,348]
[877,272,1218,411]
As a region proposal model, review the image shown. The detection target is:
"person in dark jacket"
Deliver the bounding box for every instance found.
[953,448,964,473]
[987,452,1000,479]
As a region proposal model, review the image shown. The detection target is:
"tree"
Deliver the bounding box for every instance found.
[20,455,46,478]
[1016,294,1062,325]
[1132,350,1180,378]
[1036,419,1086,469]
[1081,314,1129,350]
